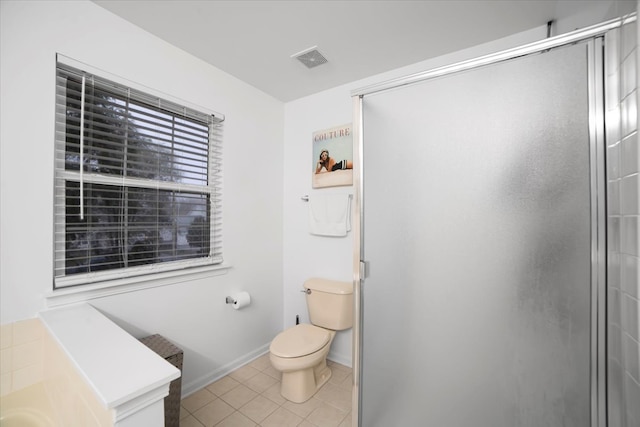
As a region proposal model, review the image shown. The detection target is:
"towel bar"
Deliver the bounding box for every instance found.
[301,194,352,202]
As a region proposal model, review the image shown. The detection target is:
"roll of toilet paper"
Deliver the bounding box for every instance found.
[232,292,251,310]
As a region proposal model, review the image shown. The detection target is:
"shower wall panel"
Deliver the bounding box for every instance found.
[360,42,593,426]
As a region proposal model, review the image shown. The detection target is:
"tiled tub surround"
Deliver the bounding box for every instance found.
[1,317,112,425]
[1,304,181,426]
[607,16,640,427]
[1,318,57,425]
[1,318,45,397]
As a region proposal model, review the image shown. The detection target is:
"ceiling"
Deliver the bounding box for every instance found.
[93,1,610,102]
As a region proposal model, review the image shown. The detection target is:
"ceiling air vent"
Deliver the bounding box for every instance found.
[291,46,328,69]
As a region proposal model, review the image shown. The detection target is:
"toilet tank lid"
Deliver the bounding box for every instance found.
[304,278,353,295]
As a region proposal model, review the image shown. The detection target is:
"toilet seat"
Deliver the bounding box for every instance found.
[270,324,331,358]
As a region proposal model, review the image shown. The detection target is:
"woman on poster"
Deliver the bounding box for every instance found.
[315,149,353,174]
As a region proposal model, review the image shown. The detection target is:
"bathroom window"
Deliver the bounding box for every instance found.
[53,60,224,289]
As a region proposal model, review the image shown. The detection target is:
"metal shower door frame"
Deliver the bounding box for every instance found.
[350,15,635,427]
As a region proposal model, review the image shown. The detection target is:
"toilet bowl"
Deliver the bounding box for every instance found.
[269,324,336,403]
[269,278,353,403]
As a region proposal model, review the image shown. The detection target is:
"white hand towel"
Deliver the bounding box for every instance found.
[308,194,352,237]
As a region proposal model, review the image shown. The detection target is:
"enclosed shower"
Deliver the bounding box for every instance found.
[352,15,638,427]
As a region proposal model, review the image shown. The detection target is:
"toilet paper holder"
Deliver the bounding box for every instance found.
[225,292,251,310]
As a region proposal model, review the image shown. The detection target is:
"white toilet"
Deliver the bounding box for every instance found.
[269,278,353,403]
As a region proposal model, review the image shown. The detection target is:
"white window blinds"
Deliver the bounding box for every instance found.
[54,60,224,288]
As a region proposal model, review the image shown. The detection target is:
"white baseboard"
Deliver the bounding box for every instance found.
[181,343,270,398]
[181,344,352,398]
[328,350,352,368]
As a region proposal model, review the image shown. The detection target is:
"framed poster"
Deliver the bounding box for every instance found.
[312,123,353,188]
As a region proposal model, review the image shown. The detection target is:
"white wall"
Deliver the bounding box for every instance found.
[0,0,284,394]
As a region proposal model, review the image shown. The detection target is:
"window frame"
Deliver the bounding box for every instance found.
[52,55,226,292]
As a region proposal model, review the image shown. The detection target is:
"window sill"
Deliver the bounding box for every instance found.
[46,263,231,308]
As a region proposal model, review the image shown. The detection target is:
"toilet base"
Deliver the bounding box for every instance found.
[280,360,332,403]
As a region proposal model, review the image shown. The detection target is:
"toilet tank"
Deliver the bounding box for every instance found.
[304,278,353,330]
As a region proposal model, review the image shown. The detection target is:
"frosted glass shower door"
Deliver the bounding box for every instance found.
[360,42,595,426]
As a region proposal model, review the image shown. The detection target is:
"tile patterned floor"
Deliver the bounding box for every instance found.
[180,355,353,427]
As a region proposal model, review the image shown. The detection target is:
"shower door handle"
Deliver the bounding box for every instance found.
[360,260,369,279]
